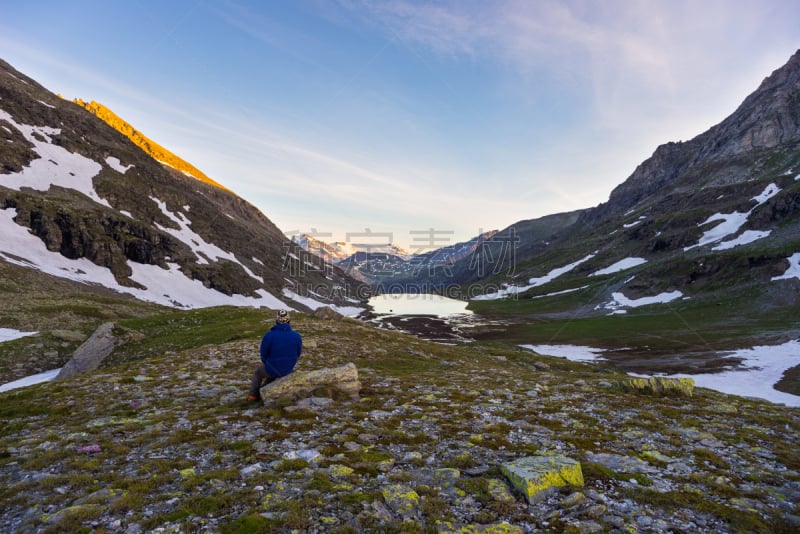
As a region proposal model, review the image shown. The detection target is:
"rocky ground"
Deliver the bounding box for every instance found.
[1,314,799,533]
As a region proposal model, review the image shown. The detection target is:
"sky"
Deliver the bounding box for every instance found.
[1,0,798,250]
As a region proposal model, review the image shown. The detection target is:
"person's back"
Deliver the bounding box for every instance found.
[260,321,302,377]
[248,310,302,401]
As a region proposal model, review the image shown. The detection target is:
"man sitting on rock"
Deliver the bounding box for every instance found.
[248,310,303,402]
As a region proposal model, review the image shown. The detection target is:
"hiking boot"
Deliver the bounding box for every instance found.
[247,395,259,402]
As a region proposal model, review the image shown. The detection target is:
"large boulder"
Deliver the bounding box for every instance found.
[55,322,143,380]
[501,455,584,503]
[312,306,344,320]
[260,362,360,403]
[615,376,695,397]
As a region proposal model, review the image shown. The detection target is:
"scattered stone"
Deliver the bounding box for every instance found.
[561,491,587,508]
[284,448,321,462]
[582,504,606,519]
[403,452,423,463]
[700,436,726,448]
[240,463,262,477]
[586,452,657,474]
[343,441,362,452]
[570,520,603,533]
[501,455,584,503]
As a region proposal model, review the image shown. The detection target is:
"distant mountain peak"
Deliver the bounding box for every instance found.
[71,99,232,192]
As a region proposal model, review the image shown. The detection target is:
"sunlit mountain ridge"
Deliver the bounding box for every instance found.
[72,98,231,192]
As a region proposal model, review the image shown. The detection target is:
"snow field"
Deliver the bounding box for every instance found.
[523,341,800,407]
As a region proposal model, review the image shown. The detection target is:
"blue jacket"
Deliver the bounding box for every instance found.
[260,323,302,378]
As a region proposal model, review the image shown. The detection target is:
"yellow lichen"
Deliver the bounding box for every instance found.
[501,455,583,503]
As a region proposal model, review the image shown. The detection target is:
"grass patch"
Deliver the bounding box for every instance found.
[624,488,785,533]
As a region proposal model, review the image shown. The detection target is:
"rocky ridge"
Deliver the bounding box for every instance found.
[1,313,798,533]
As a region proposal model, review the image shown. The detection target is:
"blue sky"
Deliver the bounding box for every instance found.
[1,0,798,250]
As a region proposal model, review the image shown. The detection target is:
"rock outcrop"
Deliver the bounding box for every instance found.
[55,322,143,380]
[312,306,344,321]
[615,376,695,397]
[259,362,360,403]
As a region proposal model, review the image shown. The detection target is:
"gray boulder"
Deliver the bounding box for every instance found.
[55,322,143,380]
[260,362,360,403]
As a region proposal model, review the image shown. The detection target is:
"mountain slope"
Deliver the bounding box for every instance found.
[0,58,365,315]
[427,51,800,340]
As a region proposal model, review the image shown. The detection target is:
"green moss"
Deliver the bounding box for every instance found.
[625,488,776,533]
[276,458,309,472]
[693,447,731,470]
[445,452,477,470]
[220,513,281,534]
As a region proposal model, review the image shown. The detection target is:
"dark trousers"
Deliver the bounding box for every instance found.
[249,362,276,397]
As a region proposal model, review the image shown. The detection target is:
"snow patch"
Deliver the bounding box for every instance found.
[523,341,800,406]
[105,156,133,174]
[0,328,38,343]
[660,340,800,407]
[0,368,61,393]
[685,183,781,251]
[521,344,606,363]
[36,99,56,109]
[712,230,771,251]
[0,109,110,207]
[472,253,596,300]
[282,288,363,316]
[589,257,647,277]
[0,207,284,310]
[604,290,683,311]
[772,252,800,281]
[530,285,589,299]
[150,197,263,283]
[528,253,596,286]
[623,216,646,228]
[752,183,781,204]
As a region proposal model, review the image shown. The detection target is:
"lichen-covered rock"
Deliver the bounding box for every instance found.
[501,455,584,503]
[260,362,360,402]
[486,479,515,503]
[615,377,695,397]
[641,450,674,465]
[436,520,525,533]
[382,484,420,518]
